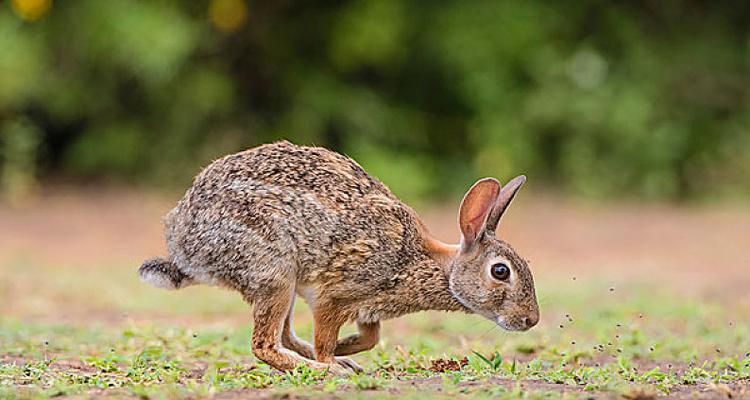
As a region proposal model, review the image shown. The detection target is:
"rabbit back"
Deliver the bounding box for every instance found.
[164,141,430,304]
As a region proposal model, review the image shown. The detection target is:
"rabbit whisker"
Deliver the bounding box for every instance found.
[476,321,500,342]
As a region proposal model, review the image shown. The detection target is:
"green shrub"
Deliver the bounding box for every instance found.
[0,1,749,201]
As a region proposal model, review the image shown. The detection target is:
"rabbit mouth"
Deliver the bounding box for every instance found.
[495,316,513,330]
[496,316,529,332]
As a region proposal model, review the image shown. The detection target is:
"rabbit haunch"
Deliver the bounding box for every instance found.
[139,140,539,373]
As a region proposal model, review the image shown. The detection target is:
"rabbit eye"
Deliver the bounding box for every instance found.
[490,263,511,281]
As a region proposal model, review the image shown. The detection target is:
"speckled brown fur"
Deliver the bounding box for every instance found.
[139,141,538,373]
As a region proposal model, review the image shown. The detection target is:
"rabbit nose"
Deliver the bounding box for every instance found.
[523,313,539,330]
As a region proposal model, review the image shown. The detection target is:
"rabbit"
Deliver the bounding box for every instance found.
[139,140,539,374]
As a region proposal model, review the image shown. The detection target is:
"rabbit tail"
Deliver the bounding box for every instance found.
[139,258,193,290]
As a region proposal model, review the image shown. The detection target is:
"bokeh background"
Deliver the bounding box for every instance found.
[3,0,750,204]
[1,0,749,387]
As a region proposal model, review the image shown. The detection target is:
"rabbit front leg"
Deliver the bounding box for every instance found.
[281,297,315,359]
[250,283,348,374]
[313,304,364,373]
[334,321,380,356]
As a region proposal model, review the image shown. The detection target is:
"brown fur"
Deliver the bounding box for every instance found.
[139,141,539,373]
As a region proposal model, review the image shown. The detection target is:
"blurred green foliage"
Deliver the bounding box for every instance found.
[1,0,750,201]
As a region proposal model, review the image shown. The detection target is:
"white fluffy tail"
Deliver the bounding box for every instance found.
[138,258,192,290]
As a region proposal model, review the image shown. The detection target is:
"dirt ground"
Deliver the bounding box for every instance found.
[1,187,749,398]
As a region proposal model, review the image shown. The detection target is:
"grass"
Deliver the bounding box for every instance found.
[1,261,749,398]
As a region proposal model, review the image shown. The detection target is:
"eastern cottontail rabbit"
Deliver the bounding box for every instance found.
[139,141,538,374]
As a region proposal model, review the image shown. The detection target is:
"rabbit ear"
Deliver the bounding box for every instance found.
[484,175,526,234]
[459,178,501,252]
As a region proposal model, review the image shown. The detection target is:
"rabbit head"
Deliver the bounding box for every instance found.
[447,176,539,331]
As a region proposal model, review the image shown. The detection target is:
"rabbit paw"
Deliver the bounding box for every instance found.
[335,357,363,373]
[320,362,352,376]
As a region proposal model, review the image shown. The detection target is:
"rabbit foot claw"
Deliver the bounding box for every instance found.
[335,357,363,373]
